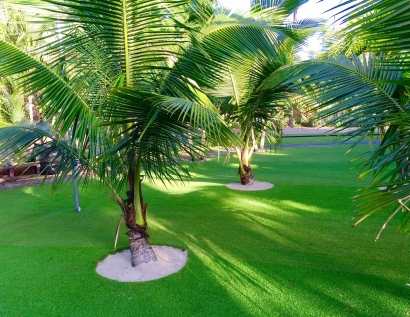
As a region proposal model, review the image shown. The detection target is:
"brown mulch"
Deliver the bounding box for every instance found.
[0,174,55,191]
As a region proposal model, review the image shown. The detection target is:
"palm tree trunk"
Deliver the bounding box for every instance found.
[239,161,254,185]
[27,95,34,122]
[123,165,156,267]
[200,129,206,160]
[259,130,266,151]
[251,129,258,151]
[288,111,294,128]
[237,133,255,185]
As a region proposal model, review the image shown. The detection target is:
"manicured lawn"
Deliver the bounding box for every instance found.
[0,143,409,316]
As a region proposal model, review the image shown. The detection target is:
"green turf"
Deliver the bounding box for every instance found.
[0,143,409,317]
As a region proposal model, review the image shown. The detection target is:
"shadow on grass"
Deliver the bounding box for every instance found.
[143,178,410,317]
[0,144,409,316]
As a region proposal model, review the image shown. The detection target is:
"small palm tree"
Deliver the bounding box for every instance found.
[213,49,291,184]
[206,2,320,185]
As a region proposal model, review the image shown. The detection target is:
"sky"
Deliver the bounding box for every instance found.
[218,0,345,58]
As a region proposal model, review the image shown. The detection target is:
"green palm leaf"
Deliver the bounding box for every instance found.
[260,52,410,236]
[333,0,410,70]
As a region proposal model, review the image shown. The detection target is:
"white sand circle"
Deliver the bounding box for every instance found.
[96,246,188,282]
[226,181,274,191]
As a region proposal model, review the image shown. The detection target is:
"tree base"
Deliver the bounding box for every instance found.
[96,246,188,282]
[240,176,254,185]
[129,235,157,267]
[240,165,254,185]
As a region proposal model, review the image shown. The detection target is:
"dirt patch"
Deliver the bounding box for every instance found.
[0,174,55,191]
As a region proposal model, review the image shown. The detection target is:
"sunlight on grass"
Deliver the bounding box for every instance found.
[21,185,51,198]
[22,186,37,197]
[225,197,325,215]
[281,200,327,213]
[235,212,299,247]
[144,180,224,195]
[257,152,288,156]
[1,142,409,316]
[228,197,273,210]
[227,163,260,168]
[148,218,175,237]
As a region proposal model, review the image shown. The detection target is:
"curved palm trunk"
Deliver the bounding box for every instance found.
[122,166,156,267]
[237,133,255,185]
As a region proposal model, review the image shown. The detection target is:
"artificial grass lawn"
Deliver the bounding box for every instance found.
[0,143,409,316]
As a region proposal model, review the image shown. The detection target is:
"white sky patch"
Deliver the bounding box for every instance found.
[218,0,250,12]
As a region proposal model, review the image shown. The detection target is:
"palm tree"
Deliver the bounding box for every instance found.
[308,0,410,238]
[206,2,319,185]
[213,48,291,185]
[0,0,242,267]
[332,0,410,64]
[321,0,410,237]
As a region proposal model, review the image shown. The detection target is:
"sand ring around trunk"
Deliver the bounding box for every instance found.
[96,246,188,282]
[226,181,274,191]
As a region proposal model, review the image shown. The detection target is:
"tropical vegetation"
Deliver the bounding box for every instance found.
[0,7,45,126]
[209,1,319,185]
[0,0,409,270]
[0,0,319,266]
[259,0,410,237]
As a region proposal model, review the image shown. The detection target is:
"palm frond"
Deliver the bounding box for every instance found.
[0,121,90,190]
[333,0,410,70]
[0,39,98,152]
[260,52,410,236]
